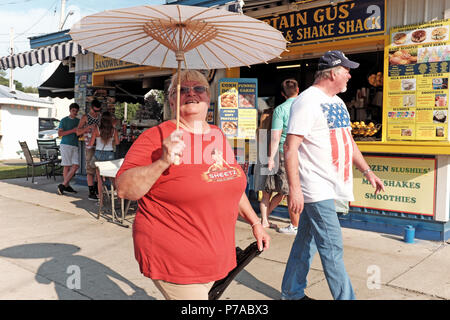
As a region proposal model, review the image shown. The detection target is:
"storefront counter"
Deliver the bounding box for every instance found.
[356,141,450,155]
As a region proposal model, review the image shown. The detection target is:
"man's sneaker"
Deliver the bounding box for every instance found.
[57,184,65,195]
[88,193,98,201]
[278,223,298,235]
[64,185,77,193]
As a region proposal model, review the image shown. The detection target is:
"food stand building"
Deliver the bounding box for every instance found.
[235,0,450,241]
[1,0,449,240]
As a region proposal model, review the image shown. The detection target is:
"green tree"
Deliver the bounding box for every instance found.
[114,102,140,121]
[0,70,36,92]
[23,86,38,93]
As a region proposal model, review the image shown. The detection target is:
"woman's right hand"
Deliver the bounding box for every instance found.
[161,130,185,166]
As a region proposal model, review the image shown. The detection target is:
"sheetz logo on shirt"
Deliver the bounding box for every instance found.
[202,149,242,182]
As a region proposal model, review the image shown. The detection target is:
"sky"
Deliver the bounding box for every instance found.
[0,0,165,87]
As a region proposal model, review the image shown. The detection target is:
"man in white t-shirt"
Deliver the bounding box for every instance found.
[281,50,385,300]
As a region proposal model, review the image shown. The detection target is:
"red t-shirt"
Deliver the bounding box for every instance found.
[116,121,246,284]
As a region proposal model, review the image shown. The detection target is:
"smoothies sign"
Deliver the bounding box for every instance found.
[218,78,258,139]
[351,156,436,216]
[386,19,450,141]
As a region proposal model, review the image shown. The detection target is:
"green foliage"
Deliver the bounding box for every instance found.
[114,102,140,121]
[0,70,36,92]
[148,89,164,105]
[23,86,38,93]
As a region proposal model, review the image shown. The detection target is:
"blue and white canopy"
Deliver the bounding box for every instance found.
[0,41,86,70]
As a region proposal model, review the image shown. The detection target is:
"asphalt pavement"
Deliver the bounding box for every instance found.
[0,173,449,300]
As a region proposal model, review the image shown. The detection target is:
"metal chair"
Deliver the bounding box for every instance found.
[18,141,53,183]
[95,158,133,227]
[36,139,62,180]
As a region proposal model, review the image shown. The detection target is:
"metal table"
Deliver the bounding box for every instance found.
[95,159,134,228]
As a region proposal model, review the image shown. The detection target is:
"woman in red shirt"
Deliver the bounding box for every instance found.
[116,70,270,300]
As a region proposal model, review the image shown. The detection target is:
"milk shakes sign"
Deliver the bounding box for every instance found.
[351,156,436,216]
[261,0,385,46]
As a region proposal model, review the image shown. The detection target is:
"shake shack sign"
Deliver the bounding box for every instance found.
[260,0,385,46]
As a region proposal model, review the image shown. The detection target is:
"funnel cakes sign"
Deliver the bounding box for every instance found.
[260,0,385,46]
[218,78,258,139]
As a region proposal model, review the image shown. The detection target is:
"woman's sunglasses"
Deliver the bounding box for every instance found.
[179,85,207,95]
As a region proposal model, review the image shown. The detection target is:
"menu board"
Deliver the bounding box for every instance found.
[207,102,215,124]
[218,78,258,139]
[386,19,450,141]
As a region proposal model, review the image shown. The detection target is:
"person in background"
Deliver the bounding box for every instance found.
[254,106,284,229]
[281,51,385,300]
[57,103,80,195]
[266,79,300,235]
[116,70,270,300]
[88,111,120,201]
[77,99,102,201]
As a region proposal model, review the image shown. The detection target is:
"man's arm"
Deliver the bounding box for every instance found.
[268,129,282,171]
[283,134,304,215]
[76,115,92,136]
[351,137,385,194]
[58,120,78,137]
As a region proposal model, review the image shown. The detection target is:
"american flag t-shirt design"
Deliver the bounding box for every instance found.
[320,102,353,182]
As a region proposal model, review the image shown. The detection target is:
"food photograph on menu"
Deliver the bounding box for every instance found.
[401,78,416,91]
[433,110,448,123]
[391,25,449,46]
[432,77,448,89]
[388,48,418,65]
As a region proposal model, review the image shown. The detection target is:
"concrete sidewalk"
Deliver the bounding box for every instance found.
[0,175,449,300]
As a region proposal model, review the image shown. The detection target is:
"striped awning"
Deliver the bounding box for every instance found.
[0,41,86,70]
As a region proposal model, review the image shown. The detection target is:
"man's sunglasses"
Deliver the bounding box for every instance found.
[179,85,207,95]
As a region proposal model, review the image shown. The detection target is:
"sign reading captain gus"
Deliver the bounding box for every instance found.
[261,0,385,46]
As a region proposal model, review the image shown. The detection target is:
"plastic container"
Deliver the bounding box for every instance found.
[404,225,415,243]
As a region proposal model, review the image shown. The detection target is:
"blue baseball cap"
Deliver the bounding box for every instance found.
[318,50,360,70]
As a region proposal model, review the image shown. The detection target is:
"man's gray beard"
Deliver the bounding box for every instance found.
[340,86,347,93]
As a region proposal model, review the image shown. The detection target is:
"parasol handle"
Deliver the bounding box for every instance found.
[173,58,182,165]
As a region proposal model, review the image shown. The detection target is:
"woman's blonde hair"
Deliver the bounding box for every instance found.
[168,70,210,97]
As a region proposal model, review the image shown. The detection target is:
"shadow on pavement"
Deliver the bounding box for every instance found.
[0,243,155,300]
[0,176,137,225]
[235,269,281,300]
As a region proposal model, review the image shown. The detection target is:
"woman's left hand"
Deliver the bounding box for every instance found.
[252,223,270,251]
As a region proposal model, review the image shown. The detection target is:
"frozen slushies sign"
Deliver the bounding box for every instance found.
[351,156,436,216]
